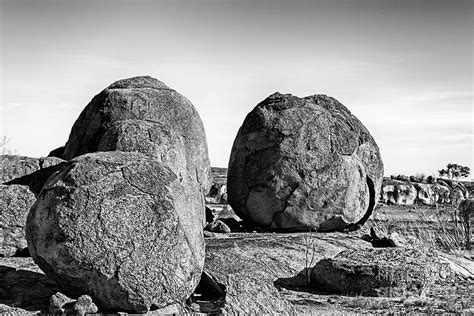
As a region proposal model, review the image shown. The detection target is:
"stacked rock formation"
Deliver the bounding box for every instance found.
[227,93,384,231]
[26,76,210,312]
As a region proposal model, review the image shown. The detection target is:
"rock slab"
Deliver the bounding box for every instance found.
[310,248,452,297]
[228,93,383,230]
[26,152,205,312]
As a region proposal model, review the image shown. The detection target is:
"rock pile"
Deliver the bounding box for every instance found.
[21,76,210,312]
[227,93,383,231]
[380,177,469,206]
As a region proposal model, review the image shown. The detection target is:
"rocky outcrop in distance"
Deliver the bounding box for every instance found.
[380,176,471,207]
[207,169,473,210]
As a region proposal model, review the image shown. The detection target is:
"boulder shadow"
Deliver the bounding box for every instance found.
[190,271,226,314]
[274,268,336,296]
[0,265,59,311]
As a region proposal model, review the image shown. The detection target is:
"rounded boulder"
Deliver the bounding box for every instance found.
[60,76,211,195]
[228,93,383,230]
[26,152,205,312]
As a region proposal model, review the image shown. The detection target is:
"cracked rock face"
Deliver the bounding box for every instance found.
[60,76,211,197]
[227,93,383,230]
[26,152,205,312]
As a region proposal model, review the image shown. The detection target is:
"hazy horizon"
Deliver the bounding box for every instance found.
[1,0,472,178]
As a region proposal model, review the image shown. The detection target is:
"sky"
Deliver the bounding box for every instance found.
[1,0,472,178]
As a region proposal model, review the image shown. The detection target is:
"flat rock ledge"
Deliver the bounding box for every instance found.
[310,248,453,297]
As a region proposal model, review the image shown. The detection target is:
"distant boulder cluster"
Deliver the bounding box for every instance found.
[380,175,470,207]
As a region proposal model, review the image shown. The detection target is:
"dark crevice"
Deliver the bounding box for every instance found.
[190,271,226,313]
[341,176,376,232]
[12,247,31,257]
[356,176,376,226]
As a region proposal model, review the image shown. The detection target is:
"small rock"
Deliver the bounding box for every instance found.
[205,220,231,234]
[203,231,218,238]
[205,206,215,223]
[388,232,409,248]
[73,295,98,315]
[49,292,75,314]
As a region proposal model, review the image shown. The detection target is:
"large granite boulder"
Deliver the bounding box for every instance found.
[58,76,211,196]
[227,93,383,230]
[26,152,205,312]
[0,184,36,256]
[310,248,452,297]
[380,180,417,206]
[1,155,65,195]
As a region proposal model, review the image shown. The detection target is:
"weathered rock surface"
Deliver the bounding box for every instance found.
[1,232,472,314]
[59,76,211,196]
[228,93,383,230]
[72,295,98,315]
[0,155,65,195]
[26,152,205,312]
[0,184,36,256]
[381,180,417,206]
[310,248,452,297]
[201,232,371,314]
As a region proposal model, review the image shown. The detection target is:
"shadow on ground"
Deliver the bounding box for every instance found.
[0,265,59,311]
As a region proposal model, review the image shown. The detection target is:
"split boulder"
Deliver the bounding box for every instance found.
[227,93,383,230]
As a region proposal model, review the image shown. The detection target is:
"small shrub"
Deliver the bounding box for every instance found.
[0,136,16,155]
